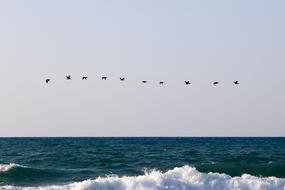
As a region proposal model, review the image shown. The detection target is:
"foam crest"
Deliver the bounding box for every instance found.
[0,163,25,172]
[1,166,285,190]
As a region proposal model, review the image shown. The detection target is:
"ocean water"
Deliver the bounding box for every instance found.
[0,137,285,190]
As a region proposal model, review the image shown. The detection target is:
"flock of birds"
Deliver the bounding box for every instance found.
[45,76,240,85]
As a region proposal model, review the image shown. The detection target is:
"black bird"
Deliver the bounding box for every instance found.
[82,77,88,80]
[234,81,239,85]
[45,79,50,84]
[142,81,147,83]
[213,81,219,85]
[159,81,165,85]
[185,81,190,85]
[66,75,71,80]
[120,77,125,81]
[102,77,107,80]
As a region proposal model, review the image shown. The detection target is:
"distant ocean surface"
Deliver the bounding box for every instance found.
[1,137,285,190]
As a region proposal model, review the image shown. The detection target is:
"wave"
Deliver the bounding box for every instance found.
[0,163,26,172]
[0,163,66,185]
[1,166,285,190]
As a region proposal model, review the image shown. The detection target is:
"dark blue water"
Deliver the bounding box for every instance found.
[0,137,285,189]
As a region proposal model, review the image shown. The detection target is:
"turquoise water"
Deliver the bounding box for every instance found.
[0,137,285,189]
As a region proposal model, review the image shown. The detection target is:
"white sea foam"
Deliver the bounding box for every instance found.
[1,166,285,190]
[0,163,24,172]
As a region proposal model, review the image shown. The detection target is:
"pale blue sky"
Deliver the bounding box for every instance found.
[0,0,284,136]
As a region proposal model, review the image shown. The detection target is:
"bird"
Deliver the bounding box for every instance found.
[82,77,88,80]
[102,77,107,80]
[120,77,125,81]
[234,81,239,85]
[142,81,147,83]
[159,81,165,85]
[185,81,190,85]
[66,75,71,80]
[213,81,219,85]
[45,79,50,84]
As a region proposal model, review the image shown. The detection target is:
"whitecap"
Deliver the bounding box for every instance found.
[0,163,25,172]
[1,166,285,190]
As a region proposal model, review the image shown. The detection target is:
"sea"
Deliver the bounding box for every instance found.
[0,137,285,190]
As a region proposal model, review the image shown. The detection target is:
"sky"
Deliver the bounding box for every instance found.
[0,0,284,136]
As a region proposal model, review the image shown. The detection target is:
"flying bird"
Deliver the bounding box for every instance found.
[159,81,165,85]
[185,81,190,85]
[213,81,219,85]
[234,81,239,85]
[45,79,50,84]
[82,77,88,80]
[102,77,107,80]
[142,81,147,83]
[66,75,71,80]
[120,77,125,81]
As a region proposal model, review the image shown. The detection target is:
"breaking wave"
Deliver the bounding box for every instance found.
[1,165,285,190]
[0,163,26,172]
